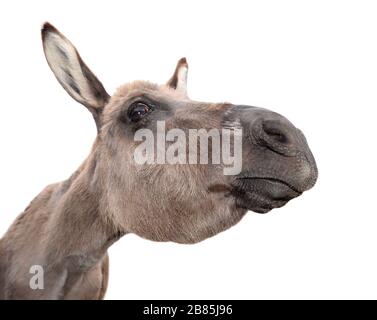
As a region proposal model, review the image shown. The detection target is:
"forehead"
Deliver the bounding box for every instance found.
[107,81,189,110]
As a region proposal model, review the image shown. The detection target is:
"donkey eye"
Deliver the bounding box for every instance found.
[128,102,152,122]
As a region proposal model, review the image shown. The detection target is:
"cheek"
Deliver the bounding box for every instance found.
[124,196,244,244]
[121,172,242,244]
[103,146,241,243]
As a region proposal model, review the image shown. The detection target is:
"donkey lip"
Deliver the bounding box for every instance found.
[237,177,302,195]
[235,194,288,213]
[232,177,301,213]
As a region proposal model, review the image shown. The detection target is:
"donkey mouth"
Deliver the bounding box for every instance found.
[232,177,302,213]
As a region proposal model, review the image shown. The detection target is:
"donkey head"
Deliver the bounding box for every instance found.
[41,23,318,244]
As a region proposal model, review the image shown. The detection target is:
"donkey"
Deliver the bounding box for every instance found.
[0,23,318,299]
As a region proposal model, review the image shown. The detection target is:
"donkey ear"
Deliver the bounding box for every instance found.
[167,57,188,95]
[41,22,109,125]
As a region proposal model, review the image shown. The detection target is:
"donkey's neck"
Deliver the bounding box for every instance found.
[1,142,125,299]
[40,144,122,271]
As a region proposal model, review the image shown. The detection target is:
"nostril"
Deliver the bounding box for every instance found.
[251,118,299,157]
[263,124,287,144]
[262,121,289,145]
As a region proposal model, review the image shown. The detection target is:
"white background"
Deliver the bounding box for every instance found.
[0,0,376,299]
